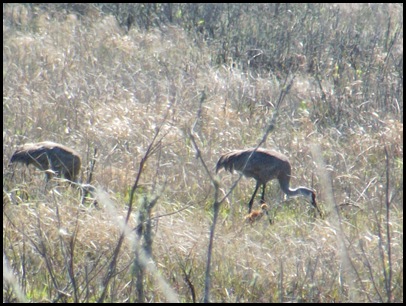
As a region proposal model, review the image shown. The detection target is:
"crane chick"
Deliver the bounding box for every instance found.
[245,203,269,225]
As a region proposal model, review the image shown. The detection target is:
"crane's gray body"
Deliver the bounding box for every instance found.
[216,148,291,186]
[10,141,81,182]
[216,148,322,216]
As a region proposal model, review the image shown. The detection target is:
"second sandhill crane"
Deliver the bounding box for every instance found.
[10,141,81,182]
[216,148,322,217]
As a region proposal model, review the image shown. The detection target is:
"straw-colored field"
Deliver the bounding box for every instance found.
[3,4,403,303]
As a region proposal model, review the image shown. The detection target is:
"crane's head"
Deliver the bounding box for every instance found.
[297,188,322,218]
[310,190,317,206]
[10,150,30,166]
[310,190,323,218]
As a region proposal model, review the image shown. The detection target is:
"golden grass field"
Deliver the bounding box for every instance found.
[3,4,403,302]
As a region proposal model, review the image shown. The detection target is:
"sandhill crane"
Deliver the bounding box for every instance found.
[10,141,81,182]
[216,148,322,217]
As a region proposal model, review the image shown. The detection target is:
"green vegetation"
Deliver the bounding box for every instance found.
[3,3,403,303]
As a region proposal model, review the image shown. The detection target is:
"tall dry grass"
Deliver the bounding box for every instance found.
[3,3,403,303]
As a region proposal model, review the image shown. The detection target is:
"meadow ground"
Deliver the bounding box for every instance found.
[3,4,403,302]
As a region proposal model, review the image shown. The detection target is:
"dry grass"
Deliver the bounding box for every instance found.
[3,4,403,303]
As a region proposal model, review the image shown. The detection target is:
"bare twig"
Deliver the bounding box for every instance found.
[3,253,28,303]
[191,75,295,302]
[81,147,97,205]
[97,122,164,303]
[97,108,173,302]
[383,146,393,302]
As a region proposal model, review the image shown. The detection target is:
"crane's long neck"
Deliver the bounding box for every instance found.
[278,175,322,217]
[278,176,313,198]
[285,186,313,197]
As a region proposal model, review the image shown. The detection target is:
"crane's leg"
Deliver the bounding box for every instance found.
[259,184,274,224]
[260,184,266,204]
[247,181,261,213]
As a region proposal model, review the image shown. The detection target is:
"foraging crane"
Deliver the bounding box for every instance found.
[10,141,81,182]
[216,148,322,217]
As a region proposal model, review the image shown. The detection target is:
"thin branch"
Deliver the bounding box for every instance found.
[190,74,295,302]
[97,117,166,303]
[383,146,393,302]
[81,147,97,205]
